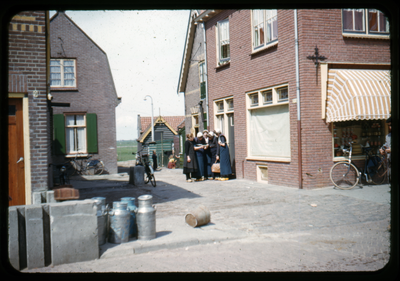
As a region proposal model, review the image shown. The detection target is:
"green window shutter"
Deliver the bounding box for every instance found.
[53,114,66,155]
[86,113,98,153]
[203,113,207,130]
[200,82,206,99]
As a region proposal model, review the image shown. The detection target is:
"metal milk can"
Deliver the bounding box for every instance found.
[136,195,156,240]
[108,201,130,244]
[92,197,108,245]
[120,197,138,239]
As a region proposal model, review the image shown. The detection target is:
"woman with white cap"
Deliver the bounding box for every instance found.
[215,128,232,180]
[194,131,207,181]
[207,131,219,180]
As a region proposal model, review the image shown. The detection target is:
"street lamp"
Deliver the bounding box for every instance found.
[144,95,155,144]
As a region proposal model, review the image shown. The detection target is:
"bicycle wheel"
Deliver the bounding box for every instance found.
[370,156,387,185]
[66,162,77,176]
[149,173,156,187]
[330,162,359,189]
[144,172,150,184]
[93,161,105,175]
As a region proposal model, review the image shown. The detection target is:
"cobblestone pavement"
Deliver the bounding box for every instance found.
[21,165,393,273]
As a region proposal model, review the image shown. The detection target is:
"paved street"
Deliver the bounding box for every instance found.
[21,163,392,273]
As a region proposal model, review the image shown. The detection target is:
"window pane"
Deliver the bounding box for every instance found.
[262,90,273,104]
[278,87,288,101]
[250,93,259,106]
[75,115,85,126]
[50,60,60,66]
[368,9,378,32]
[66,127,74,153]
[354,9,364,31]
[343,9,354,31]
[64,60,74,66]
[66,115,75,126]
[76,127,86,152]
[250,105,290,157]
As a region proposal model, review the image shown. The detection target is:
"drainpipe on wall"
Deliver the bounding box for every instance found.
[294,9,303,189]
[202,22,209,131]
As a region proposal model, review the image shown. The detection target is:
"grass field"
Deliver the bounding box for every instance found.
[117,141,137,162]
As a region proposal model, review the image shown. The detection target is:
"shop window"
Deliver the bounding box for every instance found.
[332,120,386,159]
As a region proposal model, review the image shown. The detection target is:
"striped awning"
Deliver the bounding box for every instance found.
[326,69,391,123]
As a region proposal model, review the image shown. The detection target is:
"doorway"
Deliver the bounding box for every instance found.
[227,113,235,177]
[8,98,26,206]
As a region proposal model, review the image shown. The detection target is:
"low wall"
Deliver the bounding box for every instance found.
[8,199,99,271]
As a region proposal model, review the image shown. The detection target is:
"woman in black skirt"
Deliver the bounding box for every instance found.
[183,133,198,182]
[215,129,232,181]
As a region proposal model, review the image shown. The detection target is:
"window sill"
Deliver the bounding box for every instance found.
[65,153,88,158]
[342,33,389,40]
[215,61,230,69]
[246,156,290,163]
[250,41,278,55]
[333,155,366,162]
[51,87,79,91]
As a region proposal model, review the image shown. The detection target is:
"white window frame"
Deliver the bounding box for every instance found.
[246,84,290,162]
[65,113,87,155]
[50,59,77,88]
[216,18,230,65]
[342,9,389,39]
[251,9,278,53]
[213,96,234,143]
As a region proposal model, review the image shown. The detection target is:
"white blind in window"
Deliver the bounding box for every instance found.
[219,20,229,45]
[249,104,290,157]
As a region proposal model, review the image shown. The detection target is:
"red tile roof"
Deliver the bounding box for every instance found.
[140,116,185,134]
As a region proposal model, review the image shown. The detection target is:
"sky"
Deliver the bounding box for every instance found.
[50,10,190,140]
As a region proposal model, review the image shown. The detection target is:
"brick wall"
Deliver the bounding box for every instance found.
[184,22,206,135]
[50,12,118,174]
[205,9,390,188]
[8,11,51,192]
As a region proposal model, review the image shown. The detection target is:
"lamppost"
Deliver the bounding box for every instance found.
[144,95,156,144]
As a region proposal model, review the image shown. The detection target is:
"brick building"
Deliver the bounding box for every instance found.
[7,11,51,206]
[178,10,208,137]
[194,9,391,188]
[50,11,120,174]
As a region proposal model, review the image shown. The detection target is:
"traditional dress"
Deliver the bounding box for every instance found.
[183,140,198,176]
[217,134,232,178]
[208,136,218,179]
[194,137,206,179]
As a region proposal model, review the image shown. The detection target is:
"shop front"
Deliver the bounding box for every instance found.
[324,68,391,162]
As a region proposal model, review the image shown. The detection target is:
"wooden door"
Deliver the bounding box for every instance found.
[8,98,25,206]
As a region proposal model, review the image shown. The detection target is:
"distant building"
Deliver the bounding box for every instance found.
[50,11,121,174]
[137,115,185,167]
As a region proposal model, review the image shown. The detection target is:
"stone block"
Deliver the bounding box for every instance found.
[8,207,20,271]
[133,166,144,186]
[49,200,99,265]
[25,205,44,269]
[46,191,56,203]
[17,206,27,270]
[32,192,43,205]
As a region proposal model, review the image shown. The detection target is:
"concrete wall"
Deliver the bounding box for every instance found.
[8,200,99,271]
[204,9,390,188]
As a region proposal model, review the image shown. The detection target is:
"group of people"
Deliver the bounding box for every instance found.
[183,129,232,182]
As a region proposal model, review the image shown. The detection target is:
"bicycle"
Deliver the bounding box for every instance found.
[66,154,105,176]
[330,141,387,190]
[135,147,156,187]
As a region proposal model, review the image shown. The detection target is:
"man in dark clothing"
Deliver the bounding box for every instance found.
[152,151,158,171]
